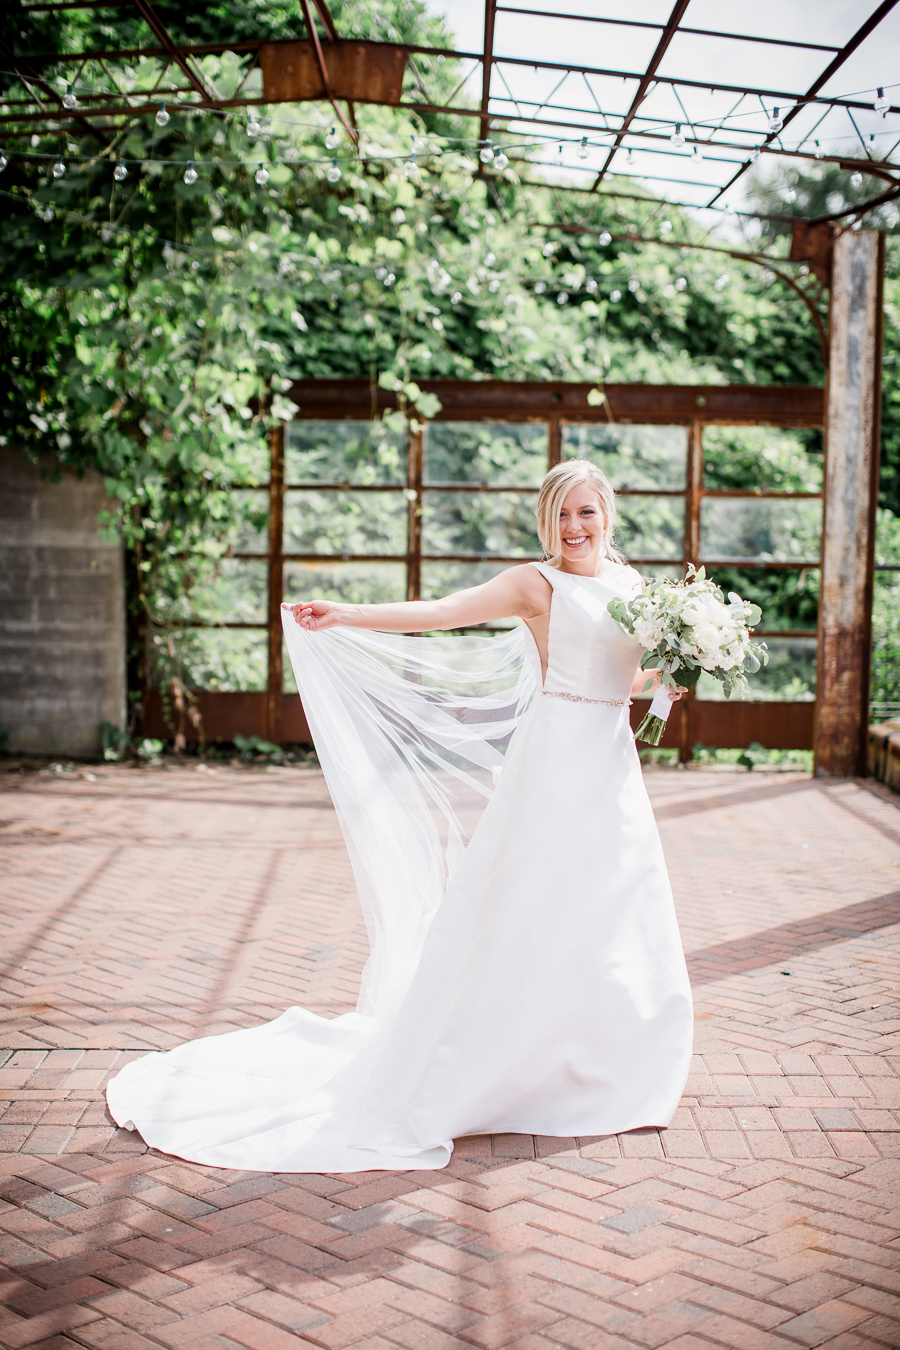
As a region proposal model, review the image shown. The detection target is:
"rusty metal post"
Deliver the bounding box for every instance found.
[815,228,885,778]
[266,424,285,743]
[407,421,423,601]
[681,418,704,761]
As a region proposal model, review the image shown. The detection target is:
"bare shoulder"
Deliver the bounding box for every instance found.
[497,562,552,617]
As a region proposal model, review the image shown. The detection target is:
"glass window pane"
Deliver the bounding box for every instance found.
[191,559,268,625]
[701,498,822,562]
[422,491,541,556]
[286,420,406,484]
[424,423,548,486]
[696,637,817,702]
[282,562,407,689]
[562,424,688,489]
[158,629,267,692]
[703,427,823,492]
[284,489,407,556]
[616,494,684,560]
[705,566,819,631]
[421,561,520,629]
[228,489,269,553]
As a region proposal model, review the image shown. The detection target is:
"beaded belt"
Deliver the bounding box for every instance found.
[542,690,631,707]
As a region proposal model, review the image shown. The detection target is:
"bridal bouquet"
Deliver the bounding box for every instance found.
[608,566,768,746]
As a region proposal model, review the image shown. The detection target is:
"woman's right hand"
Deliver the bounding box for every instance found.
[282,600,342,632]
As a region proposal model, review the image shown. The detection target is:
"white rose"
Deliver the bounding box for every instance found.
[680,597,707,625]
[692,621,721,654]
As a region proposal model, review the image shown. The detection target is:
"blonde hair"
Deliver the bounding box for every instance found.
[535,458,624,566]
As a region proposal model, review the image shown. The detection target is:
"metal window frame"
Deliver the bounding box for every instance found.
[153,378,824,758]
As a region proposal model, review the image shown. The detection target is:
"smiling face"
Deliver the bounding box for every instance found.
[557,482,608,574]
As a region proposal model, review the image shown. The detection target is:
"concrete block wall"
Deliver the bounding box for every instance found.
[0,446,126,757]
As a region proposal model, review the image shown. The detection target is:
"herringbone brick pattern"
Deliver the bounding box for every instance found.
[1,759,900,1349]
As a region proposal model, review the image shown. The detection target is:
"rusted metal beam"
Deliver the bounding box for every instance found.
[707,0,900,207]
[265,424,285,745]
[129,0,211,101]
[297,0,357,139]
[815,228,885,778]
[494,7,842,53]
[591,0,691,191]
[480,0,498,148]
[286,379,825,426]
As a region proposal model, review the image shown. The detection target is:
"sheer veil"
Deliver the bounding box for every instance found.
[280,611,539,1025]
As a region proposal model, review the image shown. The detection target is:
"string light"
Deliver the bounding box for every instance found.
[750,146,760,161]
[52,156,65,178]
[493,146,509,171]
[155,102,170,128]
[113,159,128,181]
[609,289,621,302]
[851,170,863,187]
[875,87,889,115]
[40,203,53,221]
[247,113,261,140]
[0,150,7,172]
[255,162,270,186]
[324,126,340,150]
[670,123,685,148]
[62,84,78,110]
[555,144,563,165]
[577,136,589,159]
[783,186,796,203]
[557,291,568,304]
[625,147,635,165]
[325,159,342,183]
[479,140,494,164]
[814,140,823,159]
[183,161,198,184]
[598,230,611,245]
[411,134,427,154]
[768,107,783,133]
[660,219,672,235]
[403,154,418,180]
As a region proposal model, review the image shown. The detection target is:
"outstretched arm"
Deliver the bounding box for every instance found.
[284,563,552,633]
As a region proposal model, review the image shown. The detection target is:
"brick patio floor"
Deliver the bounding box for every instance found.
[2,760,900,1350]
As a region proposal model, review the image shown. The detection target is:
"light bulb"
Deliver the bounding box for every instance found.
[412,135,427,154]
[783,186,796,203]
[479,141,493,164]
[41,204,54,222]
[577,136,589,159]
[325,160,342,183]
[383,272,395,287]
[183,161,198,185]
[62,84,78,110]
[113,160,127,181]
[625,148,635,166]
[598,230,611,246]
[851,170,863,187]
[814,140,823,160]
[0,151,7,172]
[52,156,65,179]
[247,113,261,140]
[585,277,597,293]
[557,291,568,305]
[324,126,339,150]
[609,289,621,302]
[403,155,418,179]
[750,146,761,162]
[493,147,509,171]
[768,107,783,133]
[255,162,270,186]
[875,87,889,115]
[671,123,685,148]
[155,102,170,128]
[555,144,563,165]
[660,219,672,235]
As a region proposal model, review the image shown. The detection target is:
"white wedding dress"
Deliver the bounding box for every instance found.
[107,562,693,1172]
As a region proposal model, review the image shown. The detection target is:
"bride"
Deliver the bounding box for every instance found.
[107,458,693,1172]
